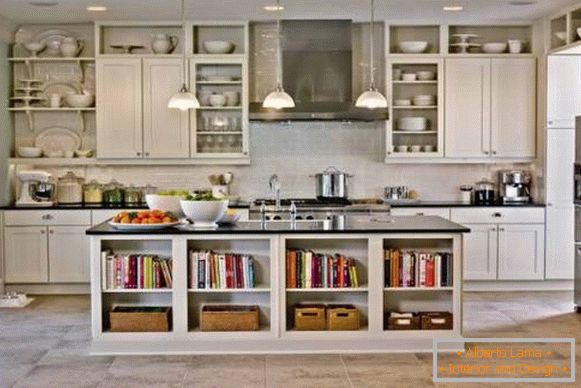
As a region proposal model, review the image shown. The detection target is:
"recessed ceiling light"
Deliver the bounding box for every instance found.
[264,5,284,11]
[443,5,463,11]
[87,5,108,11]
[29,1,59,6]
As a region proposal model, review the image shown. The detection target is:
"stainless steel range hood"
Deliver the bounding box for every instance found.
[250,20,388,122]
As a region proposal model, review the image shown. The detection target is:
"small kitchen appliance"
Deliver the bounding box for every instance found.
[16,170,55,207]
[499,171,532,204]
[474,178,496,206]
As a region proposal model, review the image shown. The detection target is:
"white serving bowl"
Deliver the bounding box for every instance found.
[209,94,226,107]
[417,71,436,81]
[555,32,567,42]
[395,145,409,153]
[146,194,185,217]
[202,41,236,54]
[394,99,412,106]
[397,117,428,131]
[65,93,94,108]
[482,42,507,53]
[412,95,436,106]
[181,199,229,228]
[422,145,435,152]
[401,73,417,81]
[23,41,46,56]
[17,147,42,158]
[399,41,428,54]
[410,145,422,153]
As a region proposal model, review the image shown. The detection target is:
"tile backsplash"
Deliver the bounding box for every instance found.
[44,121,536,202]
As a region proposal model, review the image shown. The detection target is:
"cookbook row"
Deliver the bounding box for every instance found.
[286,250,361,289]
[101,252,173,290]
[188,250,256,289]
[384,249,453,288]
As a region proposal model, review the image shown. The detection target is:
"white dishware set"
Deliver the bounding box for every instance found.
[393,144,435,153]
[151,33,178,54]
[450,34,525,54]
[17,125,93,159]
[393,70,436,82]
[20,29,85,58]
[398,41,428,53]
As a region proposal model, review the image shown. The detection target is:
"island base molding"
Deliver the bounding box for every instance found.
[89,231,465,355]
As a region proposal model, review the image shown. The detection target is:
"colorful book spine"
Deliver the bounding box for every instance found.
[384,249,453,288]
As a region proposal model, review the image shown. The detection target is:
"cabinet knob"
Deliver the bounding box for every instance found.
[499,227,505,232]
[145,152,150,157]
[491,227,496,231]
[483,151,489,155]
[42,214,53,220]
[492,151,497,155]
[49,230,54,234]
[40,229,45,234]
[547,203,553,207]
[416,213,425,216]
[136,152,141,156]
[492,212,502,218]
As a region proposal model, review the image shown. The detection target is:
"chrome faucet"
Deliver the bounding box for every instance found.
[269,174,281,210]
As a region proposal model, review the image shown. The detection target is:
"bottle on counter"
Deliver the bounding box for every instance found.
[83,180,103,205]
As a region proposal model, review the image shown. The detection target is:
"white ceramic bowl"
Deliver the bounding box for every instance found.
[181,199,229,228]
[399,41,428,54]
[482,42,507,53]
[209,94,226,107]
[555,32,567,42]
[23,41,46,55]
[401,73,417,81]
[422,145,435,152]
[395,145,409,153]
[146,194,185,217]
[410,145,422,153]
[394,99,412,106]
[17,147,42,158]
[412,95,436,106]
[417,71,436,81]
[65,93,94,108]
[397,117,428,131]
[202,41,236,54]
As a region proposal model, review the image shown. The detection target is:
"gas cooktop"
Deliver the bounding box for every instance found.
[252,198,352,208]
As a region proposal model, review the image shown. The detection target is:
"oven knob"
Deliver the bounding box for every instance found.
[273,215,282,220]
[306,215,314,220]
[265,216,271,221]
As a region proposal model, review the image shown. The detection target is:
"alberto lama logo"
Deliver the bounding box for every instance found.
[433,338,575,383]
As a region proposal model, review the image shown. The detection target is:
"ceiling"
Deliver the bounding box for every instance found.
[0,0,579,24]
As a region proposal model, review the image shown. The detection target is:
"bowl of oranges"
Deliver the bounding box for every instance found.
[109,210,180,230]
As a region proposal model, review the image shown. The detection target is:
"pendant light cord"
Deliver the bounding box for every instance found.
[276,0,283,89]
[369,0,375,89]
[180,0,188,89]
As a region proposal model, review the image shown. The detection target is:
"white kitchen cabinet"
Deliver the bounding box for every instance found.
[490,58,536,158]
[4,226,48,283]
[547,55,581,129]
[546,204,574,279]
[390,207,450,219]
[463,224,498,280]
[97,58,143,158]
[143,58,190,158]
[546,129,575,203]
[444,57,536,159]
[48,226,90,283]
[497,224,545,280]
[444,58,491,158]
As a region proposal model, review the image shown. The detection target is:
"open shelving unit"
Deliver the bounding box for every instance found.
[89,231,463,354]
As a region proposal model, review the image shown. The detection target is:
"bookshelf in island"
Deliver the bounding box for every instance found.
[87,216,469,355]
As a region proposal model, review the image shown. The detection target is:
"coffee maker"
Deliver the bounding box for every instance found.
[16,171,56,207]
[499,171,531,204]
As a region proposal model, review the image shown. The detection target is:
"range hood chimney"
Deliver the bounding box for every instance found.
[250,20,388,121]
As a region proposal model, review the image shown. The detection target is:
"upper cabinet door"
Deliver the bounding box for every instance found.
[96,58,143,159]
[547,56,581,129]
[497,224,544,280]
[490,58,536,158]
[143,58,190,158]
[444,58,491,158]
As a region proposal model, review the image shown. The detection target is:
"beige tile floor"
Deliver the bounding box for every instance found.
[0,292,580,387]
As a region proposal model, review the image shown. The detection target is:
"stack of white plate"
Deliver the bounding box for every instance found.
[397,117,428,131]
[412,95,436,106]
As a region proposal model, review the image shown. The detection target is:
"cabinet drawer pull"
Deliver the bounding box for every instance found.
[483,151,489,155]
[49,230,54,234]
[42,214,53,220]
[416,212,425,216]
[492,212,502,218]
[491,227,496,231]
[136,152,141,156]
[499,227,505,232]
[492,151,497,155]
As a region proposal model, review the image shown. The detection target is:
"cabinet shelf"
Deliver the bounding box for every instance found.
[392,131,438,135]
[197,131,243,135]
[9,107,96,112]
[392,106,437,110]
[393,81,437,84]
[383,287,453,291]
[196,81,242,85]
[102,288,173,293]
[9,158,97,166]
[188,286,270,293]
[9,57,95,62]
[198,106,242,110]
[286,286,369,293]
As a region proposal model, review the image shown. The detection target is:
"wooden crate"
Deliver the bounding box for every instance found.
[327,304,360,331]
[201,305,260,331]
[420,312,453,330]
[385,312,420,330]
[294,304,326,331]
[109,306,171,332]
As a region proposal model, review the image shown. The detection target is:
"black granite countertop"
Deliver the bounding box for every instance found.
[0,202,251,210]
[86,216,470,235]
[388,201,546,208]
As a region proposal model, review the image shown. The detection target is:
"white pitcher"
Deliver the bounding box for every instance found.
[59,37,84,57]
[151,33,178,54]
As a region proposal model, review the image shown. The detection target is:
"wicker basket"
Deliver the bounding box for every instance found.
[109,306,171,332]
[420,312,453,330]
[201,305,260,332]
[294,304,326,331]
[327,304,360,331]
[385,312,420,331]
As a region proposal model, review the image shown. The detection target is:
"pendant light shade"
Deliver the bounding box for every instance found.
[168,0,200,110]
[262,0,295,109]
[355,0,388,109]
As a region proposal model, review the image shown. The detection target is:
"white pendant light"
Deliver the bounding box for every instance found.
[262,0,295,109]
[168,0,200,110]
[355,0,388,109]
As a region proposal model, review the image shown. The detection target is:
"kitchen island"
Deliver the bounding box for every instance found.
[87,216,469,355]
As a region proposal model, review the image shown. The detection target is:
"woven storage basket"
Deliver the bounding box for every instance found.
[420,312,453,330]
[385,312,420,330]
[201,305,260,331]
[294,304,326,330]
[109,306,171,332]
[327,304,360,331]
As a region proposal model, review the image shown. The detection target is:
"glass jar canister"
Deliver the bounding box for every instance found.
[83,180,103,205]
[124,185,143,207]
[56,171,85,204]
[102,180,125,207]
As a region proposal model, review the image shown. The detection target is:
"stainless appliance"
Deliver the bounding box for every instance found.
[499,171,531,204]
[16,170,56,207]
[312,167,352,200]
[384,186,409,201]
[474,178,496,205]
[249,20,388,122]
[250,198,389,221]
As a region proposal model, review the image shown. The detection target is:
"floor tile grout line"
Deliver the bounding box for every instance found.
[339,354,354,388]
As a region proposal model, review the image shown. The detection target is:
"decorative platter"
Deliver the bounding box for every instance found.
[34,127,81,154]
